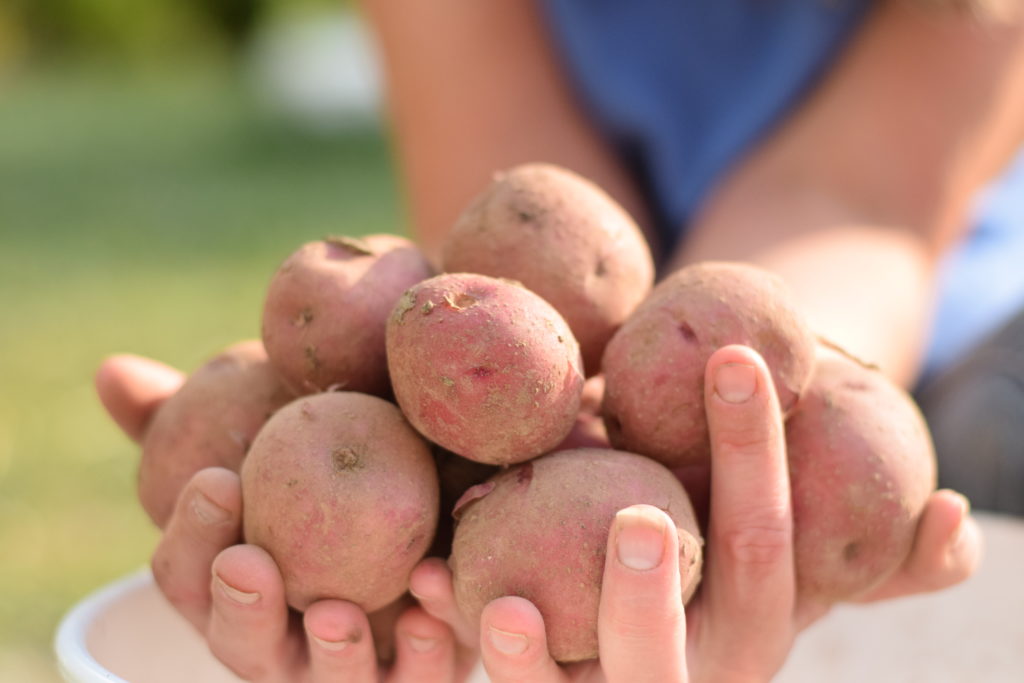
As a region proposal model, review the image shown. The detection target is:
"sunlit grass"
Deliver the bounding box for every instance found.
[0,63,401,678]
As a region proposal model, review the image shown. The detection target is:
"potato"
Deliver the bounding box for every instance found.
[261,234,434,396]
[241,391,439,613]
[450,448,703,663]
[787,346,937,603]
[441,163,654,375]
[386,273,584,465]
[139,340,294,527]
[602,261,816,468]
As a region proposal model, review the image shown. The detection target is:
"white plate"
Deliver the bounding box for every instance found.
[56,513,1024,682]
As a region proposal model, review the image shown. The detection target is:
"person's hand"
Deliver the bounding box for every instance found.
[97,348,980,682]
[405,345,982,682]
[96,354,475,682]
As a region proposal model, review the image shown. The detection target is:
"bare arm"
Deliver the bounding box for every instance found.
[360,0,657,263]
[675,0,1024,386]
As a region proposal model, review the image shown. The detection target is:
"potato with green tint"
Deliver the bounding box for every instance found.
[241,391,439,613]
[787,346,937,603]
[386,272,584,465]
[441,163,655,375]
[449,448,703,663]
[602,261,816,468]
[139,339,294,527]
[262,234,433,396]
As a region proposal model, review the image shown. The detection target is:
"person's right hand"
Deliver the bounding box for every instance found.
[96,355,473,682]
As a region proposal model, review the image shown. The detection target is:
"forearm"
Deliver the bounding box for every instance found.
[676,0,1024,388]
[675,195,934,388]
[360,0,655,264]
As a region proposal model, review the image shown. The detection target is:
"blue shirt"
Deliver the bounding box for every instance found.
[542,0,1024,375]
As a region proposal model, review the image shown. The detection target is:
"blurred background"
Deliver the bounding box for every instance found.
[0,1,399,679]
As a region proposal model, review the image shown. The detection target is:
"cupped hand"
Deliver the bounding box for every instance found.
[96,354,472,682]
[97,349,980,682]
[407,345,982,683]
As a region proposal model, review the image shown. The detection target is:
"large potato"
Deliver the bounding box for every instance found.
[441,163,654,375]
[261,234,433,396]
[241,392,439,613]
[450,448,703,663]
[386,273,584,465]
[602,261,816,468]
[139,340,294,527]
[787,346,937,602]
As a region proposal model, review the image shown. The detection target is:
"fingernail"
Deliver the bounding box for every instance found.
[192,491,231,525]
[615,506,666,571]
[312,635,351,652]
[213,575,260,605]
[714,362,757,403]
[408,634,437,653]
[488,627,528,656]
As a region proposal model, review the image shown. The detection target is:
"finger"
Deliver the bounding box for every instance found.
[95,354,184,442]
[856,489,982,602]
[409,557,477,648]
[208,545,299,682]
[151,467,242,631]
[478,597,568,683]
[304,600,381,683]
[598,505,688,683]
[387,606,458,683]
[702,345,794,675]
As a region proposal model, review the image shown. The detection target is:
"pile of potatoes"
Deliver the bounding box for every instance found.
[140,163,936,663]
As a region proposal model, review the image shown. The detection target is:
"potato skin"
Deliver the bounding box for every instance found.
[241,392,439,613]
[139,340,294,527]
[261,234,434,396]
[449,448,703,663]
[787,347,937,603]
[602,261,816,468]
[386,273,584,465]
[441,163,654,375]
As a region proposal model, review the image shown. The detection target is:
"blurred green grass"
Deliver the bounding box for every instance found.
[0,64,401,679]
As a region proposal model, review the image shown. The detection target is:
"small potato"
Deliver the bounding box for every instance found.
[441,163,655,375]
[386,273,584,465]
[139,340,294,527]
[241,392,439,613]
[602,261,816,468]
[450,448,703,663]
[787,346,937,603]
[262,234,434,396]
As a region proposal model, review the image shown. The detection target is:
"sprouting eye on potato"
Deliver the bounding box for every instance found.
[137,162,936,664]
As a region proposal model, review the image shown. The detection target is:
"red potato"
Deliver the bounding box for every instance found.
[787,346,937,603]
[602,261,816,468]
[441,163,655,375]
[139,340,294,527]
[261,234,434,396]
[386,273,585,465]
[449,448,703,663]
[241,392,439,613]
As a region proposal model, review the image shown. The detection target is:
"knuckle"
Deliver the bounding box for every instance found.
[719,524,792,568]
[713,422,776,459]
[604,603,684,643]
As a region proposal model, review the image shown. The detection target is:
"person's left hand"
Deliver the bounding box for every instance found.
[405,345,981,682]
